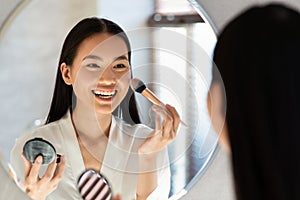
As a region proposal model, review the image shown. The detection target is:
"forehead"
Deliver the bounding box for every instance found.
[78,33,129,59]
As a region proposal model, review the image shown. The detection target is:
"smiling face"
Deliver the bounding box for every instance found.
[61,33,131,115]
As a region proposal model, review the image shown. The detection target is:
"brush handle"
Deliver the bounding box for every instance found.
[141,88,164,106]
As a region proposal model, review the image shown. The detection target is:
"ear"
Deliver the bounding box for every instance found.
[60,63,72,85]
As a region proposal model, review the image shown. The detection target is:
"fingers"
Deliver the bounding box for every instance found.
[40,155,65,186]
[51,156,66,187]
[155,110,162,132]
[39,157,57,184]
[21,152,32,178]
[165,104,181,133]
[139,104,181,155]
[22,153,66,188]
[152,104,180,139]
[20,152,66,199]
[152,105,168,134]
[162,113,174,139]
[26,155,43,184]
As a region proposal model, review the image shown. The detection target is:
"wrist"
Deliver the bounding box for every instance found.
[138,153,158,173]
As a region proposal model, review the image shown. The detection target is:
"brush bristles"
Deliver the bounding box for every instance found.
[130,78,146,93]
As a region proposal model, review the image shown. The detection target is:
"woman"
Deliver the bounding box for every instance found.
[208,3,300,200]
[11,17,180,200]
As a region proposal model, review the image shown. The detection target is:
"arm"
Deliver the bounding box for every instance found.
[136,104,180,199]
[136,155,158,200]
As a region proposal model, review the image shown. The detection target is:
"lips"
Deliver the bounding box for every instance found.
[92,89,117,99]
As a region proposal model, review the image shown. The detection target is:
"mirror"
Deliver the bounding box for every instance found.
[0,150,31,199]
[0,0,218,199]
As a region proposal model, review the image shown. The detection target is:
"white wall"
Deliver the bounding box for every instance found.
[0,0,97,160]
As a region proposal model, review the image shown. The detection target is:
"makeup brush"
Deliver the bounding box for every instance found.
[130,78,188,127]
[130,78,164,106]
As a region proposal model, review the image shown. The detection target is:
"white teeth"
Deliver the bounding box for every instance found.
[92,90,116,98]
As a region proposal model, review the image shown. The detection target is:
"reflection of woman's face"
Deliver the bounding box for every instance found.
[69,33,131,115]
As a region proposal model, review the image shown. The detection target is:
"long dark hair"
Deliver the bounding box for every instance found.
[213,4,300,200]
[46,17,140,124]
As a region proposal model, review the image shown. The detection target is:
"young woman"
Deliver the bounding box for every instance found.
[10,17,180,200]
[208,3,300,200]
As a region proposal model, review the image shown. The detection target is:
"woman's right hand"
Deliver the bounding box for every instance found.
[21,153,66,200]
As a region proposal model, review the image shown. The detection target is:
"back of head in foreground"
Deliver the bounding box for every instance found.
[212,3,300,200]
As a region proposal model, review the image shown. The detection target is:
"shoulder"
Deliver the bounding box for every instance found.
[17,118,63,142]
[14,111,71,151]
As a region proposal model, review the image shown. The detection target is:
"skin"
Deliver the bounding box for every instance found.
[207,82,230,153]
[21,153,66,200]
[137,104,180,199]
[23,32,180,200]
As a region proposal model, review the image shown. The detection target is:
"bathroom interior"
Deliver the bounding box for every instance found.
[0,0,299,199]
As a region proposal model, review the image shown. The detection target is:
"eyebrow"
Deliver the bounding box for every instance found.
[82,55,103,61]
[113,55,128,61]
[82,54,128,62]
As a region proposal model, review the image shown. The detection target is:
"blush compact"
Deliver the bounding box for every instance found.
[23,137,56,165]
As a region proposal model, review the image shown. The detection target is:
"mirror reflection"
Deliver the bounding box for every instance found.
[0,0,218,199]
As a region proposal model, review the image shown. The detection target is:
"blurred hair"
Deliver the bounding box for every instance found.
[213,4,300,200]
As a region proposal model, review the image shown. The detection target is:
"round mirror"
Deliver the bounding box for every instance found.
[0,0,219,199]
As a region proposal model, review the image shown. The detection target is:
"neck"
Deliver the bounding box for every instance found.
[71,103,112,139]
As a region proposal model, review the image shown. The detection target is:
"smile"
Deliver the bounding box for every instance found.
[92,89,117,99]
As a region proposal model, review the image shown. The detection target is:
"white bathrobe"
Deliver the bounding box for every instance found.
[10,111,170,200]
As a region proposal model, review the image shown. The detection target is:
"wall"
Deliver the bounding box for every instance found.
[193,0,300,33]
[0,0,97,160]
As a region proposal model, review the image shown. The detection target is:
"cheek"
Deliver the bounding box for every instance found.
[72,69,98,93]
[208,84,227,135]
[114,72,130,106]
[117,71,131,88]
[78,66,101,82]
[207,93,212,118]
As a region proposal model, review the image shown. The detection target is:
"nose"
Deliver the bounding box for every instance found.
[98,66,116,85]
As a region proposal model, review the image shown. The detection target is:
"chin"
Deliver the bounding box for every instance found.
[94,105,117,115]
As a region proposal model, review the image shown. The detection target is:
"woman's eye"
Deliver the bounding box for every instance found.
[86,63,100,68]
[114,64,126,69]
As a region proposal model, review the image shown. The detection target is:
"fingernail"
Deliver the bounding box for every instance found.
[36,155,43,164]
[60,155,65,163]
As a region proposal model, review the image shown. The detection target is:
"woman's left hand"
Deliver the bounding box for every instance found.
[138,104,180,154]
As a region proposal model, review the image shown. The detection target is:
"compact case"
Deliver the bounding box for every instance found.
[23,137,56,165]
